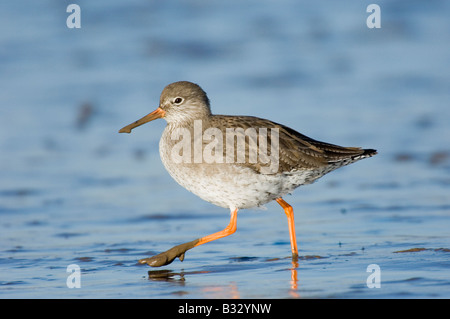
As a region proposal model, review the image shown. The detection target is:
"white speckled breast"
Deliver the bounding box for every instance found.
[159,124,319,210]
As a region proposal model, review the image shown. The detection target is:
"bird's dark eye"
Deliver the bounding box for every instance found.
[174,97,183,104]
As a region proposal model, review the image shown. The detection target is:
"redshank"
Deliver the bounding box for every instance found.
[119,81,376,267]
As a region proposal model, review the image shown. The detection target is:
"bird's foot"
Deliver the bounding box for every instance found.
[139,239,199,267]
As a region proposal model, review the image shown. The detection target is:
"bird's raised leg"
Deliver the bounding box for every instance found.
[276,198,299,260]
[139,208,238,267]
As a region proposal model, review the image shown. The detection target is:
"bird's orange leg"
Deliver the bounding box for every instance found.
[139,209,238,267]
[276,198,299,260]
[194,208,238,247]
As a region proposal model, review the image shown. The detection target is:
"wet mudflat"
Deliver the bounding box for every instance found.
[1,1,450,298]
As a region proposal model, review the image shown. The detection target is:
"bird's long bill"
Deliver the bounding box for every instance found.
[118,107,165,133]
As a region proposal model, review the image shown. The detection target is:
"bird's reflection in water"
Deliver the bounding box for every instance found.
[147,269,184,282]
[288,255,326,297]
[147,269,209,283]
[200,283,240,299]
[289,259,300,298]
[265,256,300,297]
[147,269,240,298]
[146,257,305,298]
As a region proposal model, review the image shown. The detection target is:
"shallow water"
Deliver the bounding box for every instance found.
[1,0,450,299]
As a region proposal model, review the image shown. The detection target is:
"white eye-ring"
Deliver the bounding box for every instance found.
[173,97,184,105]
